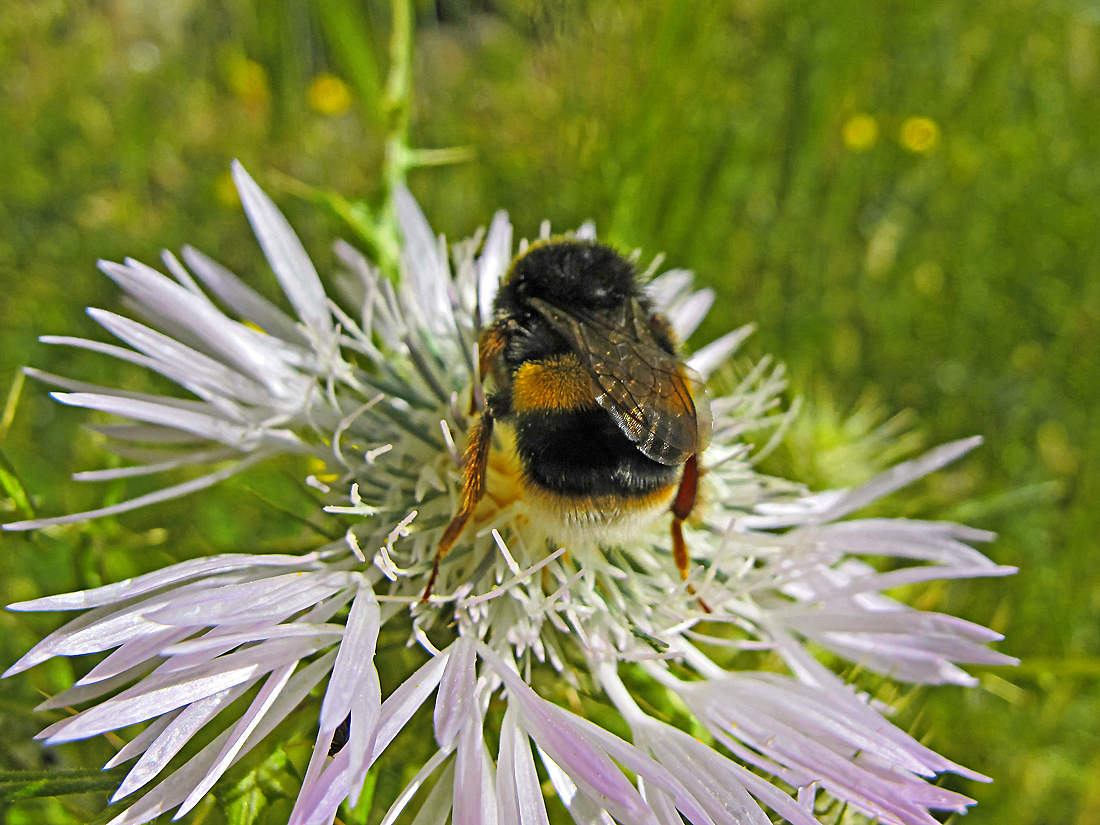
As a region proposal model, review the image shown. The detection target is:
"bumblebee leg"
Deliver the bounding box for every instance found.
[423,409,495,601]
[670,454,699,580]
[470,324,505,415]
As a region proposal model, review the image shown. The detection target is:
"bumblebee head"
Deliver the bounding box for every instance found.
[500,240,638,314]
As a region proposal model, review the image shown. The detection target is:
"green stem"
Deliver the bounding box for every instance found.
[0,767,126,801]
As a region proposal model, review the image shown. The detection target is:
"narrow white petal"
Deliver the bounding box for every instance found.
[408,761,457,825]
[3,451,269,531]
[181,245,308,344]
[72,447,242,482]
[24,367,225,416]
[811,437,983,523]
[231,161,332,337]
[394,184,453,331]
[687,324,756,378]
[88,309,273,405]
[105,728,234,825]
[574,221,597,241]
[98,258,310,399]
[377,748,455,825]
[88,423,209,443]
[48,392,309,453]
[667,288,714,342]
[800,518,996,566]
[478,211,513,325]
[646,269,694,308]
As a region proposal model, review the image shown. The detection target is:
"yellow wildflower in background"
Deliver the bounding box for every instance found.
[843,113,880,151]
[900,116,940,152]
[309,73,352,116]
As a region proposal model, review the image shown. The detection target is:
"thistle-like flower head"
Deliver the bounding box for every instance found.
[3,164,1016,825]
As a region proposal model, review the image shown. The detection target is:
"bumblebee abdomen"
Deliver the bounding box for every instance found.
[513,408,679,500]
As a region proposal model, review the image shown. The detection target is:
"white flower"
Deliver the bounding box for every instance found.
[3,163,1016,825]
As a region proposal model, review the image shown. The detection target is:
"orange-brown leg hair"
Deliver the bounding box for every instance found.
[670,454,699,579]
[671,454,710,612]
[423,409,495,600]
[470,324,505,415]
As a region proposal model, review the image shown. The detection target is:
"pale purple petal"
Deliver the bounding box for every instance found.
[46,637,324,742]
[676,671,980,825]
[104,710,180,769]
[434,635,476,749]
[536,748,615,825]
[496,707,550,825]
[371,647,452,761]
[113,683,251,800]
[567,713,716,825]
[454,712,498,825]
[479,646,659,825]
[146,572,350,626]
[162,623,343,657]
[79,626,196,685]
[8,552,326,612]
[10,579,233,677]
[174,663,297,816]
[105,650,335,825]
[638,781,691,825]
[637,726,770,825]
[318,579,381,804]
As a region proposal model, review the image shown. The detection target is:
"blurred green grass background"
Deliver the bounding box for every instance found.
[1,0,1098,822]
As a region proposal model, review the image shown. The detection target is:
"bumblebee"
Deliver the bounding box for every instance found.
[424,240,710,599]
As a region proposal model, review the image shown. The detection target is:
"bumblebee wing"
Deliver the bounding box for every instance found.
[529,298,703,466]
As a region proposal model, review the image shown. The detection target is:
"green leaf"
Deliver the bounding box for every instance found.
[224,746,296,825]
[0,449,34,519]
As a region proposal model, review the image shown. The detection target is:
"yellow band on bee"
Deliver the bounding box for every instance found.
[511,354,597,412]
